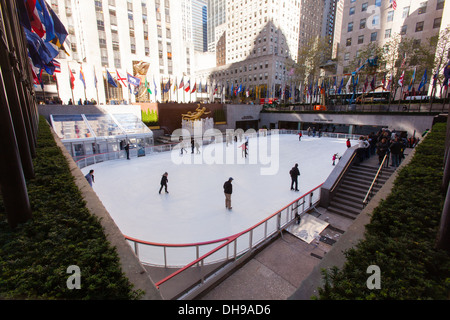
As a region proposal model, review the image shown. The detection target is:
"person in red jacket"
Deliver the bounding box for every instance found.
[346,138,351,148]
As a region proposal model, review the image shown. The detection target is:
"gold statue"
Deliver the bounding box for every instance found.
[182,104,211,120]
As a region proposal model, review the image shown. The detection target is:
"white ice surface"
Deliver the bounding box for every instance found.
[82,134,347,250]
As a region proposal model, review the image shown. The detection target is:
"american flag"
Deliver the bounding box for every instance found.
[392,0,397,10]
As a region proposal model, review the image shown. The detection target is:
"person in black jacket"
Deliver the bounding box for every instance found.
[223,177,233,210]
[290,163,300,191]
[159,172,169,194]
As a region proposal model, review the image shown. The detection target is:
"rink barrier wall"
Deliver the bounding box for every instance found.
[74,129,364,170]
[124,184,323,300]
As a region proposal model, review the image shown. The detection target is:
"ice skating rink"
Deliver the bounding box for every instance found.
[82,134,348,247]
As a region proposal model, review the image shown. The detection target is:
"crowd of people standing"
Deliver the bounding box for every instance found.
[355,128,420,167]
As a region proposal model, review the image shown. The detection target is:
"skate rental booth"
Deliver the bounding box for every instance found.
[50,113,154,163]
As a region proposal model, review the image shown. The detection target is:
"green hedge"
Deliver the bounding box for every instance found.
[0,117,142,299]
[318,122,450,299]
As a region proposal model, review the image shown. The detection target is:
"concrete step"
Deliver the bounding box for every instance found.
[342,177,373,188]
[333,197,364,210]
[339,183,380,195]
[327,205,359,220]
[334,190,365,203]
[346,172,377,183]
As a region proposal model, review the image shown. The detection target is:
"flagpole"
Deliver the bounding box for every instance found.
[94,65,99,104]
[106,68,110,104]
[69,65,75,104]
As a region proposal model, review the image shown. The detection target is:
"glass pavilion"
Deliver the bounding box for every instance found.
[50,113,154,163]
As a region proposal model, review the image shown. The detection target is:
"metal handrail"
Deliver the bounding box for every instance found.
[362,153,388,206]
[330,151,357,193]
[124,184,323,292]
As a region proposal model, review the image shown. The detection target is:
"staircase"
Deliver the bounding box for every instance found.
[326,161,396,220]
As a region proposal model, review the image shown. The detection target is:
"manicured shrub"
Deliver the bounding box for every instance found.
[0,117,142,299]
[318,122,450,300]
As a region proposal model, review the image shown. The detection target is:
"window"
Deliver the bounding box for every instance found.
[358,35,364,44]
[433,17,442,29]
[346,38,352,46]
[372,14,379,27]
[402,6,409,18]
[415,21,424,32]
[344,52,350,61]
[387,11,394,22]
[385,29,392,39]
[437,0,445,10]
[375,0,381,6]
[349,7,355,15]
[418,2,427,14]
[370,32,377,42]
[361,2,368,11]
[360,18,366,29]
[348,22,353,32]
[400,25,407,35]
[97,20,104,31]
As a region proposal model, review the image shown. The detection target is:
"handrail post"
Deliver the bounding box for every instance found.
[134,241,139,258]
[164,246,167,268]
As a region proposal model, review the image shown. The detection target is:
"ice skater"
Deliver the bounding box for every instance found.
[298,131,302,141]
[194,139,201,154]
[223,177,233,210]
[239,141,248,158]
[124,143,130,160]
[85,169,95,187]
[179,136,187,155]
[159,172,169,194]
[332,153,337,165]
[289,163,300,191]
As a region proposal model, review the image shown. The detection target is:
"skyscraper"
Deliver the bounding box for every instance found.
[42,0,194,104]
[196,0,325,102]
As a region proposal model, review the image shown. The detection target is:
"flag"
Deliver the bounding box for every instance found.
[444,61,450,85]
[35,0,55,42]
[345,76,351,92]
[163,78,171,93]
[69,67,75,89]
[398,71,405,87]
[337,78,344,94]
[153,76,158,96]
[370,76,375,91]
[145,78,152,94]
[198,82,202,93]
[47,4,68,46]
[52,59,61,73]
[179,77,184,89]
[205,82,208,93]
[94,71,97,88]
[106,70,118,87]
[191,82,197,93]
[173,77,177,92]
[79,65,86,88]
[392,0,397,10]
[417,69,427,91]
[25,0,45,37]
[39,68,44,90]
[214,83,218,95]
[127,72,141,87]
[184,80,190,92]
[237,84,242,95]
[116,70,127,87]
[386,74,393,91]
[408,67,416,91]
